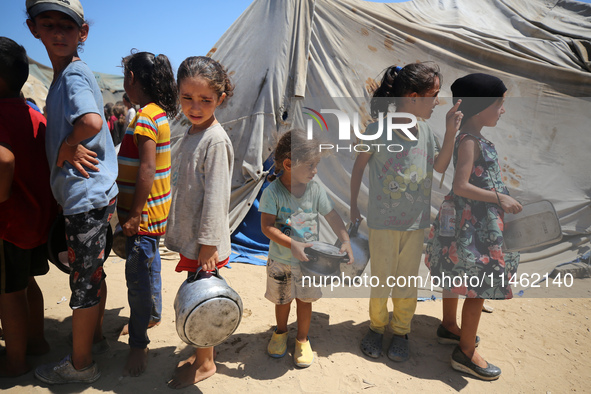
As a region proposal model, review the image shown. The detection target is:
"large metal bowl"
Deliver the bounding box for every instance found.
[300,241,348,279]
[174,268,243,348]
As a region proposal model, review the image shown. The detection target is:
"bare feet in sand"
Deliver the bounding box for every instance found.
[119,321,160,337]
[123,347,149,377]
[168,348,216,389]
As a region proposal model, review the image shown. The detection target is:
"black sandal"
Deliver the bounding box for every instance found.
[451,346,501,380]
[360,329,383,358]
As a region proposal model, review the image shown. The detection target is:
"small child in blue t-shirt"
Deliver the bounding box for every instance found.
[259,129,353,368]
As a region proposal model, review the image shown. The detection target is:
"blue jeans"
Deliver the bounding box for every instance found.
[125,234,162,349]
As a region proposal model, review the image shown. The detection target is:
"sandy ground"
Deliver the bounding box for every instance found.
[1,251,590,393]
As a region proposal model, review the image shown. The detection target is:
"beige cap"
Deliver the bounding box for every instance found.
[26,0,84,27]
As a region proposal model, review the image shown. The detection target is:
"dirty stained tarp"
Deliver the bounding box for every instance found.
[167,0,590,269]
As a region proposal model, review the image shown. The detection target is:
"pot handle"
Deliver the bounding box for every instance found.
[348,219,360,238]
[333,219,361,248]
[187,266,223,283]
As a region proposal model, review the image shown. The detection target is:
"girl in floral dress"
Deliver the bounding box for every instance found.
[425,73,522,380]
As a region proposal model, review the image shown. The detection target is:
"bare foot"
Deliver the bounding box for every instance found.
[119,321,161,337]
[0,358,31,378]
[27,338,50,356]
[167,356,216,389]
[175,352,196,369]
[122,347,149,377]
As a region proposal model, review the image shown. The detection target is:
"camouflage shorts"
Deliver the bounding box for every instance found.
[65,198,115,309]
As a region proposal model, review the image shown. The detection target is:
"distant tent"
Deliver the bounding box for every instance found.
[168,0,591,271]
[23,57,125,110]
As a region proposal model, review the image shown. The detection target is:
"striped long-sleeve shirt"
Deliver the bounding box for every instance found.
[116,103,171,236]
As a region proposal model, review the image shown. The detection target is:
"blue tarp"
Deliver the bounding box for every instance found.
[229,156,273,266]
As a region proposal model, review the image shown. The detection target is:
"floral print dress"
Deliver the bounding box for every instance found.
[425,134,519,299]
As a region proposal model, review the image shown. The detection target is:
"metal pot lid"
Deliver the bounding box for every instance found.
[305,241,346,258]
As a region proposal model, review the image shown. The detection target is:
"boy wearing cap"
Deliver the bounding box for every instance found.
[26,0,118,384]
[0,36,57,378]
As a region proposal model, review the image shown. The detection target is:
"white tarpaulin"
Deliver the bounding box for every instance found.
[169,0,590,274]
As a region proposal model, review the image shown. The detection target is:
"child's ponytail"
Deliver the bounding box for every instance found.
[370,65,401,118]
[370,62,442,118]
[122,51,179,117]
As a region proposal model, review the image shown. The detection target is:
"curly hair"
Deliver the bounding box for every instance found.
[370,62,441,118]
[177,56,234,102]
[122,51,178,117]
[268,129,321,182]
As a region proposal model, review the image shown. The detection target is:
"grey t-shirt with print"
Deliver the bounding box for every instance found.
[366,120,440,231]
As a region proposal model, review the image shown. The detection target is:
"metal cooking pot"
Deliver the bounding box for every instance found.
[174,268,243,348]
[47,213,113,274]
[300,241,348,279]
[502,200,562,252]
[339,220,370,279]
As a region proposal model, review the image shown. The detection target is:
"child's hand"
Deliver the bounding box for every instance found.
[121,215,141,237]
[292,240,312,262]
[499,194,523,214]
[445,99,463,136]
[340,241,354,265]
[350,205,363,224]
[198,245,218,271]
[57,139,99,178]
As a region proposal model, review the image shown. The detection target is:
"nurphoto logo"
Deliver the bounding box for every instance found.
[304,108,417,152]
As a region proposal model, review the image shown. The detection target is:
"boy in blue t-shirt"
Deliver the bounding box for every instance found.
[26,0,118,384]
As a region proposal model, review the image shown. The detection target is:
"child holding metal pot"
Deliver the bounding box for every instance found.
[350,62,462,362]
[164,56,234,389]
[259,129,354,368]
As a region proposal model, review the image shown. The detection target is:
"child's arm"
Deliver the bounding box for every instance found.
[324,209,354,264]
[433,100,463,173]
[261,212,311,262]
[56,112,101,178]
[453,136,522,214]
[197,141,232,270]
[350,152,371,222]
[0,144,15,203]
[121,135,156,236]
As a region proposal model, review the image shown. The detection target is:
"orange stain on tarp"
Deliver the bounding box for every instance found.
[502,164,522,188]
[206,48,217,57]
[368,45,378,52]
[385,37,394,51]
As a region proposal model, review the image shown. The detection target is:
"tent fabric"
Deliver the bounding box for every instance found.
[167,0,590,268]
